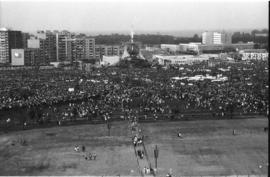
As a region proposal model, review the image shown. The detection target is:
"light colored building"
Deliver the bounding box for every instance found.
[101,55,120,66]
[239,49,268,60]
[202,31,231,45]
[179,43,200,53]
[160,44,179,52]
[27,36,40,48]
[203,32,221,44]
[36,30,46,39]
[0,28,9,64]
[153,55,209,66]
[145,46,160,51]
[11,49,24,66]
[56,31,75,62]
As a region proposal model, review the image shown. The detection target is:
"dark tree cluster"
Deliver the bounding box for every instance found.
[94,33,202,45]
[232,29,268,44]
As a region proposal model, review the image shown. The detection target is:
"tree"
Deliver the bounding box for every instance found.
[224,46,236,53]
[251,29,260,36]
[192,34,201,42]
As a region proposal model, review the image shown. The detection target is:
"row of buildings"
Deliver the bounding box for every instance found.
[159,31,264,54]
[153,48,269,66]
[0,28,122,66]
[152,31,268,66]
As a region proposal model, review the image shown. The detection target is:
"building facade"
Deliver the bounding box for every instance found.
[179,43,200,53]
[36,30,57,64]
[95,45,121,59]
[202,31,231,45]
[239,49,268,60]
[22,32,30,49]
[153,55,209,66]
[73,39,85,61]
[160,44,179,53]
[0,29,9,64]
[24,48,42,66]
[56,31,75,62]
[84,38,95,60]
[0,28,23,64]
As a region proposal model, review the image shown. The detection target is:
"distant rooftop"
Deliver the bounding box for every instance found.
[0,27,9,31]
[240,49,268,53]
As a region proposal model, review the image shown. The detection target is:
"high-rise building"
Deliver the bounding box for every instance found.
[36,30,57,64]
[202,31,232,45]
[45,31,57,63]
[0,28,23,64]
[84,38,95,60]
[22,32,30,49]
[95,45,102,59]
[0,28,9,64]
[56,31,75,62]
[73,38,85,61]
[24,48,41,66]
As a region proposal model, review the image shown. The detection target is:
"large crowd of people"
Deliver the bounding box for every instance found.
[0,59,268,129]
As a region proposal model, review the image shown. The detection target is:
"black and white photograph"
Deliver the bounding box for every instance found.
[0,0,268,176]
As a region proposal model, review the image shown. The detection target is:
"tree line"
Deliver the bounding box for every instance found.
[232,29,268,44]
[92,29,268,49]
[93,33,202,45]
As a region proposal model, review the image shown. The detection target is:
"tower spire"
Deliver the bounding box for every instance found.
[131,24,134,43]
[131,30,134,43]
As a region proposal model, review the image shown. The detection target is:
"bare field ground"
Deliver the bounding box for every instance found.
[0,117,268,176]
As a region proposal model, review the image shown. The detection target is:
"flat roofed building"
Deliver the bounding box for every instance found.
[153,54,209,66]
[160,44,179,52]
[27,36,40,48]
[202,31,231,45]
[95,45,121,59]
[101,55,120,66]
[239,49,268,60]
[179,43,200,53]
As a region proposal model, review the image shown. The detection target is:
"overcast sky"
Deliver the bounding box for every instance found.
[0,0,268,33]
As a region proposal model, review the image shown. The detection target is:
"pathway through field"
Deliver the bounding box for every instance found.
[129,119,155,177]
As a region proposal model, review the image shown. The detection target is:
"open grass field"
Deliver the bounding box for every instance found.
[0,117,268,176]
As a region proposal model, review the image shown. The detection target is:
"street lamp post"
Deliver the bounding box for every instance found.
[154,145,159,170]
